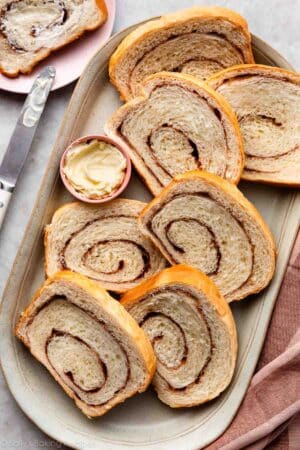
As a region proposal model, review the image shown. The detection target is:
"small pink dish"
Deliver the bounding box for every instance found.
[60,134,131,204]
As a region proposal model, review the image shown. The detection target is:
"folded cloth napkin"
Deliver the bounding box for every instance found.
[207,230,300,450]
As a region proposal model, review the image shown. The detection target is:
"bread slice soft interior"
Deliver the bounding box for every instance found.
[0,0,107,77]
[109,5,254,100]
[44,199,166,293]
[121,264,237,407]
[209,64,300,186]
[139,170,276,302]
[105,71,244,196]
[15,270,156,417]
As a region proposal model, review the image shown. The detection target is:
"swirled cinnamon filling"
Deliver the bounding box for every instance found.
[45,200,166,292]
[129,32,244,94]
[139,171,275,303]
[61,216,152,284]
[165,218,221,275]
[28,296,131,406]
[109,6,254,102]
[126,284,233,401]
[115,82,241,190]
[0,0,70,52]
[215,74,300,176]
[146,192,254,299]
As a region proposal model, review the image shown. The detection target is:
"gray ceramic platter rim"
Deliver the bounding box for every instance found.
[0,22,299,450]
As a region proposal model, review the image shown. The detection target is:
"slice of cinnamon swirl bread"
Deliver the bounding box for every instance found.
[105,72,244,195]
[121,265,237,407]
[0,0,107,77]
[209,64,300,186]
[44,199,166,293]
[15,271,156,417]
[109,6,254,100]
[139,170,276,303]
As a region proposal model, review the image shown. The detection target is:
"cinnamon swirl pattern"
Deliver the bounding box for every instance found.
[45,199,166,293]
[105,72,244,195]
[121,265,237,407]
[209,65,300,186]
[0,0,107,77]
[15,271,156,417]
[109,6,254,100]
[139,171,276,303]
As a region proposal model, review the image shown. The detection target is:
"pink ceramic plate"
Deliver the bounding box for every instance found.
[0,0,115,94]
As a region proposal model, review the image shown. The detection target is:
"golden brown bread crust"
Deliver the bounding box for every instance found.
[15,270,156,417]
[121,264,237,407]
[208,64,300,89]
[0,0,108,78]
[139,170,276,299]
[109,6,254,100]
[105,71,245,191]
[209,64,300,187]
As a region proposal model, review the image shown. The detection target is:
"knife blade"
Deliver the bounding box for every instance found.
[0,66,56,229]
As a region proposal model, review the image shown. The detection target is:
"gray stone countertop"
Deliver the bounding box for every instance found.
[0,0,299,448]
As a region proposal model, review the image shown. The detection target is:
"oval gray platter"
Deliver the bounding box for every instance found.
[0,22,299,450]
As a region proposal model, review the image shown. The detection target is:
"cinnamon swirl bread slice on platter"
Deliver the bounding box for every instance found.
[44,199,166,293]
[0,0,108,77]
[109,6,254,100]
[15,271,156,417]
[139,170,276,303]
[105,72,244,195]
[121,265,237,408]
[209,64,300,186]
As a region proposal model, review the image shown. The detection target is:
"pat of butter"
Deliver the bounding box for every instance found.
[63,139,127,198]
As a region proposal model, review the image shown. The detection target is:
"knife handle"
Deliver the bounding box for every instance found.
[0,188,12,229]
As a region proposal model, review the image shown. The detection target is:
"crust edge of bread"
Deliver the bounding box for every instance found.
[109,5,254,100]
[105,71,245,195]
[138,170,276,302]
[0,0,108,78]
[15,270,156,417]
[208,63,300,89]
[121,264,238,407]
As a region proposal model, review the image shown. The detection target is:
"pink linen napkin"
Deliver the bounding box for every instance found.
[207,231,300,450]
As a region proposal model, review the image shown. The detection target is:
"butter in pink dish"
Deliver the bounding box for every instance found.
[60,135,131,203]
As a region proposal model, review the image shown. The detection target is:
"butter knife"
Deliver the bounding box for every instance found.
[0,66,56,229]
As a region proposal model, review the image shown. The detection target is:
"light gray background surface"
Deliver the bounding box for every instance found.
[0,0,299,448]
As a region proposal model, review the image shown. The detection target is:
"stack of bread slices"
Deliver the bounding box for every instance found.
[16,5,299,418]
